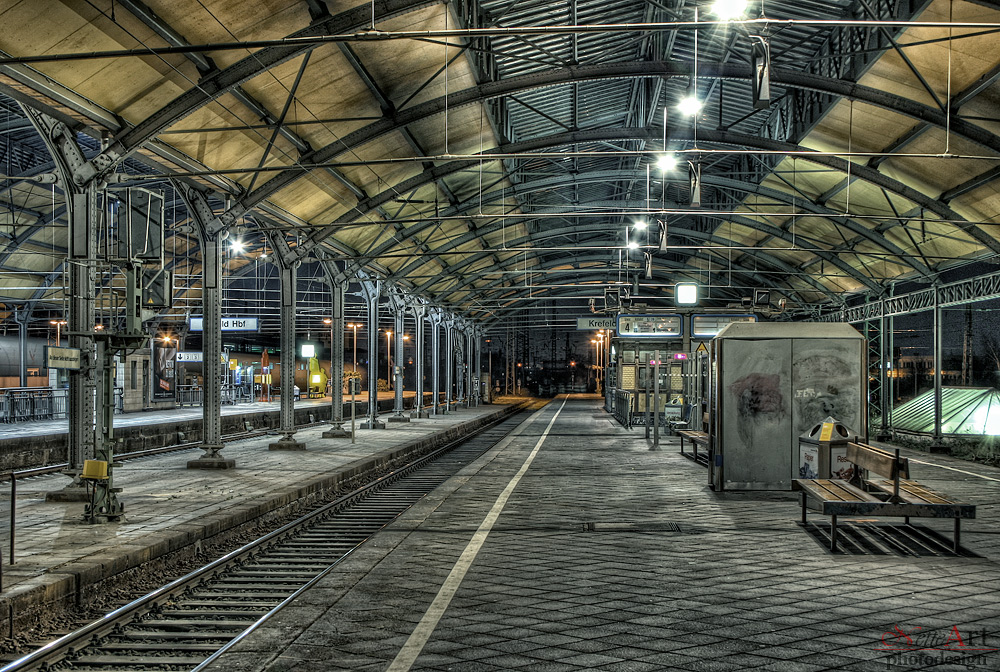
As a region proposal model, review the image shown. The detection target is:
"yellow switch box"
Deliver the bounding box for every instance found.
[81,460,109,480]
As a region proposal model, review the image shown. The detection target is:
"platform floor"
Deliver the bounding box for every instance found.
[0,401,503,602]
[205,395,1000,672]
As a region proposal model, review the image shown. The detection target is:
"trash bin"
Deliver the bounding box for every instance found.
[798,416,858,480]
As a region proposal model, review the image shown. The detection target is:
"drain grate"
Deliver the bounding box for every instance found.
[582,521,686,533]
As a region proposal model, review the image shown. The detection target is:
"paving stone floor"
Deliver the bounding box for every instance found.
[207,395,1000,672]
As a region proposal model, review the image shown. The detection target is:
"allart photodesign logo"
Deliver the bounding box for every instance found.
[876,624,997,669]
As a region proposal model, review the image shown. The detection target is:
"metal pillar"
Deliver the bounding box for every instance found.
[387,292,409,423]
[184,185,234,466]
[269,261,306,450]
[323,279,351,438]
[465,327,474,408]
[474,326,482,406]
[931,286,946,451]
[430,309,442,415]
[411,303,429,418]
[444,317,455,413]
[876,306,892,441]
[14,307,27,388]
[360,278,385,429]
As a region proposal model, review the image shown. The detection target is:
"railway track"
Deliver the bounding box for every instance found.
[1,406,535,672]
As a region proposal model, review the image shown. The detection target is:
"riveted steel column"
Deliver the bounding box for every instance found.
[474,326,482,406]
[188,232,233,465]
[412,303,427,418]
[394,305,405,416]
[931,286,945,451]
[270,262,306,450]
[430,309,442,415]
[444,317,454,413]
[360,279,384,429]
[465,327,474,408]
[323,279,350,438]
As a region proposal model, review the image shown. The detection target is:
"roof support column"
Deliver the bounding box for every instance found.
[411,303,429,418]
[473,326,482,407]
[360,278,385,429]
[181,185,234,468]
[323,277,351,439]
[931,286,945,452]
[269,260,306,450]
[444,316,455,414]
[465,327,474,408]
[430,308,442,415]
[388,290,409,422]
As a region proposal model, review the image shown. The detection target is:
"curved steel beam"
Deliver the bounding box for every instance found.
[305,126,1000,265]
[365,168,933,280]
[218,61,1000,228]
[415,212,866,309]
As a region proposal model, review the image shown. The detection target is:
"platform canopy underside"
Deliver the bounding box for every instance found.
[1,0,1000,331]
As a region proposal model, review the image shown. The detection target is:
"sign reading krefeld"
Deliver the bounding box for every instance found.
[576,317,616,330]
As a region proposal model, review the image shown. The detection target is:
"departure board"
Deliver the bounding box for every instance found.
[616,314,682,338]
[690,314,757,337]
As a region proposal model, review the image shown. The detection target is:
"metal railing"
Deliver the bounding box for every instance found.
[613,390,634,429]
[0,388,74,423]
[177,385,256,408]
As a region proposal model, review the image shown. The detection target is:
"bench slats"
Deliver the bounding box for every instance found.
[868,479,972,509]
[794,479,880,503]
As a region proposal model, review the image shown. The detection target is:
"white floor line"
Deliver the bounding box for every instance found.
[386,396,569,672]
[909,458,1000,483]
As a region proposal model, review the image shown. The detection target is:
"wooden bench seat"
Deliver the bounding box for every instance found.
[678,430,709,465]
[793,442,976,553]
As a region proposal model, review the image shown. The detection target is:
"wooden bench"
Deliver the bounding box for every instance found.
[793,442,975,552]
[678,413,710,466]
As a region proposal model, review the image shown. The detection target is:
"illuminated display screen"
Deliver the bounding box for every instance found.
[616,314,682,338]
[691,314,757,338]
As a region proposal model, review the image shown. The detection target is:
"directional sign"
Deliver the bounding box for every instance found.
[187,317,260,332]
[617,314,682,338]
[45,346,82,370]
[176,351,203,363]
[576,316,616,330]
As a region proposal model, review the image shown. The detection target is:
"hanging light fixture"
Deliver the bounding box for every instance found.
[711,0,748,21]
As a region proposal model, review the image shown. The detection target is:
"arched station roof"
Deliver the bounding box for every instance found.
[1,0,1000,333]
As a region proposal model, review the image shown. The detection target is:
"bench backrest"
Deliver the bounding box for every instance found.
[847,441,909,480]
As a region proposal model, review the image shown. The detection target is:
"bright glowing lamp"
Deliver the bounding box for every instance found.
[311,374,321,384]
[633,219,648,229]
[231,239,245,253]
[627,241,640,250]
[712,0,748,20]
[301,344,315,358]
[656,153,678,171]
[675,282,699,305]
[678,95,703,116]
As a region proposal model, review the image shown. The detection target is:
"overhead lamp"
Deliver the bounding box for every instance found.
[633,219,648,230]
[751,37,772,109]
[656,153,678,172]
[711,0,748,20]
[678,95,703,116]
[301,344,315,358]
[627,241,640,250]
[231,239,245,253]
[675,282,699,305]
[689,163,702,207]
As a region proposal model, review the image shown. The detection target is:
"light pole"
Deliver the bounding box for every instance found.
[50,319,67,346]
[346,322,360,372]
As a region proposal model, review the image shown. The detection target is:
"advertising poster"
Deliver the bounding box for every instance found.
[152,339,177,401]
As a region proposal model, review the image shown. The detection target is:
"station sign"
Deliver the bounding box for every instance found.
[576,317,616,330]
[45,346,82,370]
[176,351,203,363]
[617,314,682,338]
[187,317,260,332]
[690,314,757,338]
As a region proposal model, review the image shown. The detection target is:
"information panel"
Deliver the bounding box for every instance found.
[576,316,616,330]
[690,313,757,338]
[188,317,260,332]
[616,314,682,338]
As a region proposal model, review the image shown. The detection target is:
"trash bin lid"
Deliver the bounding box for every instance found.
[799,416,856,444]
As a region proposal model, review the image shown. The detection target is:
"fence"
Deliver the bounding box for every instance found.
[0,387,126,423]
